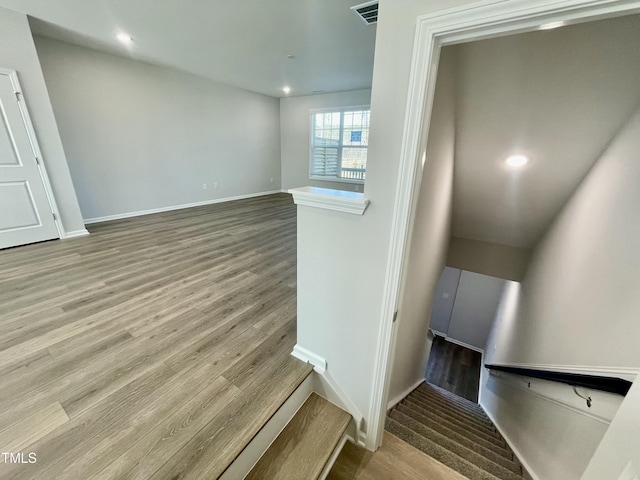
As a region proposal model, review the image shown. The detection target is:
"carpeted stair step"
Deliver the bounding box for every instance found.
[419,383,486,413]
[403,397,503,443]
[411,389,493,426]
[398,399,508,453]
[408,391,497,432]
[386,417,502,480]
[389,410,522,479]
[393,404,517,470]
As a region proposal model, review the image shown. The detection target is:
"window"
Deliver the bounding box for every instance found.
[310,108,370,183]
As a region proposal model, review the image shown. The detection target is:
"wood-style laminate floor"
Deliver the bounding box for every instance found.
[328,432,467,480]
[425,336,481,403]
[0,193,312,479]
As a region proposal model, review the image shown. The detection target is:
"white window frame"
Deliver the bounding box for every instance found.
[309,105,370,184]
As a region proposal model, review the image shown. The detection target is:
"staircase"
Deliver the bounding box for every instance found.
[386,382,524,480]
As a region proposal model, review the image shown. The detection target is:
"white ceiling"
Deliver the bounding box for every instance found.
[0,0,376,98]
[449,14,640,249]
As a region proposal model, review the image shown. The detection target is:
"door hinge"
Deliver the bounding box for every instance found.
[14,91,21,101]
[34,156,40,165]
[52,213,58,221]
[393,310,398,323]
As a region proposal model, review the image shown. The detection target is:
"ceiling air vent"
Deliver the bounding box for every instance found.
[351,1,378,25]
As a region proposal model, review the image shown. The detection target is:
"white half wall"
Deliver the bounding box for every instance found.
[387,46,456,404]
[280,89,371,192]
[34,36,281,221]
[481,106,640,478]
[0,8,85,234]
[447,271,506,351]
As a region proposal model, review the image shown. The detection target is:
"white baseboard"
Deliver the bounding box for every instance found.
[482,406,539,480]
[291,344,327,374]
[442,336,484,354]
[83,190,283,224]
[387,377,425,411]
[62,228,90,239]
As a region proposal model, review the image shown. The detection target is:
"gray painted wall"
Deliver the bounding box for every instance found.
[280,89,371,192]
[447,271,506,351]
[35,36,281,221]
[428,267,461,335]
[388,47,456,403]
[481,106,640,479]
[0,8,85,234]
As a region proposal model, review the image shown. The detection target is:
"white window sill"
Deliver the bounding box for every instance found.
[309,175,365,185]
[288,187,370,215]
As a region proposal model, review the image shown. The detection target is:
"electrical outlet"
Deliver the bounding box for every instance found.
[270,177,274,183]
[202,184,207,190]
[214,182,218,189]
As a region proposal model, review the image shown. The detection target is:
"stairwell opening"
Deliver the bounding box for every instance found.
[383,11,640,480]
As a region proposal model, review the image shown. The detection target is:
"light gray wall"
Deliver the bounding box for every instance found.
[0,8,84,234]
[446,271,506,351]
[34,36,281,221]
[447,237,532,282]
[481,106,640,479]
[388,46,456,404]
[428,267,461,335]
[280,89,371,192]
[291,0,482,449]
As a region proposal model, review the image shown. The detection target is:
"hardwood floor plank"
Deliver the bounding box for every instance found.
[0,194,305,480]
[0,401,69,453]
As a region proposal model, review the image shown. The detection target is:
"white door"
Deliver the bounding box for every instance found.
[0,70,59,249]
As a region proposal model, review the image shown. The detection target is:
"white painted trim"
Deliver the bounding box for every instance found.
[442,336,484,354]
[218,374,314,480]
[0,69,65,238]
[483,405,540,480]
[387,377,424,411]
[62,229,90,239]
[289,186,369,215]
[368,0,640,451]
[83,190,282,224]
[291,344,327,374]
[313,369,366,446]
[319,434,349,480]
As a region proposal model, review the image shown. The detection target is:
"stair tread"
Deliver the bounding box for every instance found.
[393,405,517,468]
[246,393,351,480]
[413,388,492,421]
[387,418,503,480]
[390,410,522,479]
[396,402,510,454]
[403,397,504,442]
[422,383,485,411]
[408,392,496,430]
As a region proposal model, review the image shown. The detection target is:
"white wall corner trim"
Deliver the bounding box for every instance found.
[288,187,369,215]
[387,378,424,411]
[83,190,282,224]
[62,228,90,239]
[291,344,327,374]
[483,406,540,480]
[369,0,640,451]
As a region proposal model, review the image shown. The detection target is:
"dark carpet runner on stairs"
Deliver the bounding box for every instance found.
[386,382,524,480]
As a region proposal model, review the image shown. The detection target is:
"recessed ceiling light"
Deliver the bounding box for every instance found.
[505,155,529,167]
[539,21,565,30]
[282,86,291,95]
[116,33,133,44]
